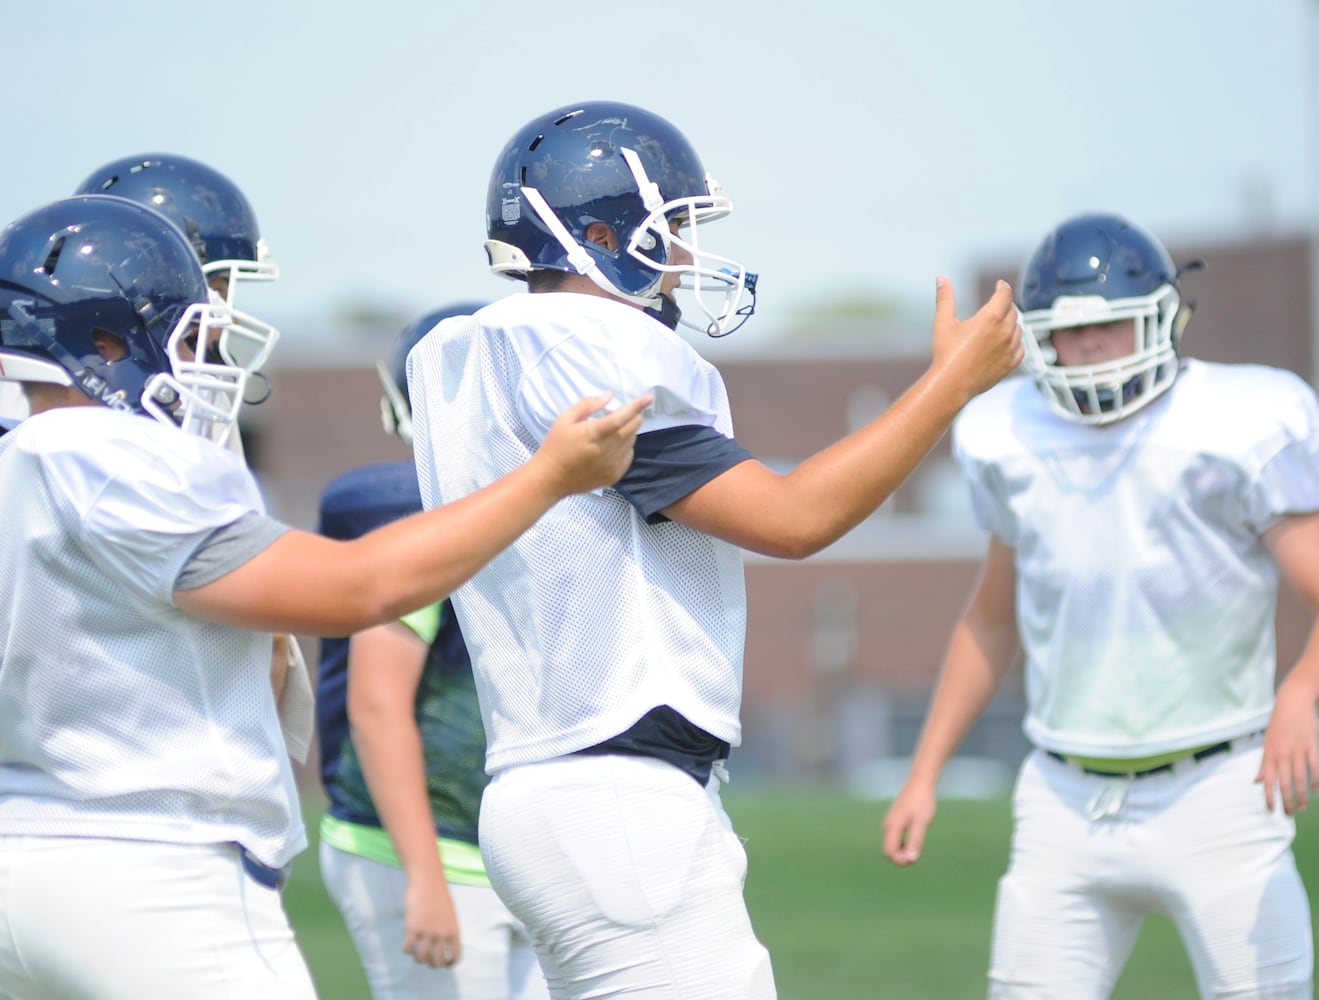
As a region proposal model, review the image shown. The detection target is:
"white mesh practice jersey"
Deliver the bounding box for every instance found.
[0,380,27,429]
[408,292,747,773]
[955,361,1319,756]
[0,407,304,867]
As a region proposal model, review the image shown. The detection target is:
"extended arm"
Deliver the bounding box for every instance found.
[882,537,1021,865]
[348,620,461,967]
[175,394,649,635]
[1259,512,1319,814]
[663,279,1023,558]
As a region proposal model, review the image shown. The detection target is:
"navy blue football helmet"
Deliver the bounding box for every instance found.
[0,195,241,441]
[73,153,280,374]
[485,101,755,337]
[1018,212,1189,425]
[377,302,486,443]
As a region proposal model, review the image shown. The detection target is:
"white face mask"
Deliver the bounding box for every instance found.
[507,153,757,338]
[142,299,247,446]
[1020,285,1184,425]
[203,238,280,373]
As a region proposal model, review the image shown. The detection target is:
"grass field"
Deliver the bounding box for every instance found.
[285,787,1319,999]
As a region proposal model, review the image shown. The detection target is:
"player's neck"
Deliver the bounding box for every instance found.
[23,382,97,415]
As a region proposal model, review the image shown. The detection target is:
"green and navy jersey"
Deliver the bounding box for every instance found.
[315,461,486,847]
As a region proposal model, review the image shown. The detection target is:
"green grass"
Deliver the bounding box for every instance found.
[285,789,1319,999]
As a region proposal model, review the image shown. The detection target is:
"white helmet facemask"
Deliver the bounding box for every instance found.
[143,299,246,446]
[1020,284,1183,426]
[203,237,280,373]
[617,149,754,337]
[517,150,755,337]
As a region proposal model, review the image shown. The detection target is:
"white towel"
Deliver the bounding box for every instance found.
[277,635,315,764]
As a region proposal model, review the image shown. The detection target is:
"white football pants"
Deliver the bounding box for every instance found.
[479,753,777,1000]
[320,841,548,1000]
[0,836,315,1000]
[989,740,1313,999]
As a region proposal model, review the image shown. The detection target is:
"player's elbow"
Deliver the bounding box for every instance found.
[764,535,818,561]
[347,695,398,733]
[743,521,835,560]
[741,479,868,559]
[339,594,410,637]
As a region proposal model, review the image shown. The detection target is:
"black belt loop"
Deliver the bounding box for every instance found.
[1044,732,1259,780]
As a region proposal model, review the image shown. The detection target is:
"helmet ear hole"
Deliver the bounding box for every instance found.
[90,328,128,362]
[583,222,618,252]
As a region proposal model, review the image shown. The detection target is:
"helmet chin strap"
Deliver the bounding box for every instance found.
[647,294,682,330]
[519,186,660,309]
[375,359,413,443]
[618,148,665,214]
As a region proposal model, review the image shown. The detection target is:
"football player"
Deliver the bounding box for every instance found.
[0,194,647,1000]
[407,99,1024,999]
[74,152,312,757]
[316,304,549,1000]
[883,213,1319,998]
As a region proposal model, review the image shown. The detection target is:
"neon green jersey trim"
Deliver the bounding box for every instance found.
[319,814,489,887]
[399,602,443,645]
[1064,742,1222,774]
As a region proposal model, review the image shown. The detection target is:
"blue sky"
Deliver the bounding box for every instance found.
[2,1,1314,359]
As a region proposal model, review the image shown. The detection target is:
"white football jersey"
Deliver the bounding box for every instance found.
[955,361,1319,756]
[409,292,746,773]
[0,380,27,429]
[0,407,304,867]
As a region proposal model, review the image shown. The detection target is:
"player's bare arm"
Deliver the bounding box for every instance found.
[347,621,463,968]
[662,279,1023,558]
[1259,512,1319,815]
[176,393,651,635]
[882,538,1021,866]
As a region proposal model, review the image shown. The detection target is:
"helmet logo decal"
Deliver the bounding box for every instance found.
[75,368,134,413]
